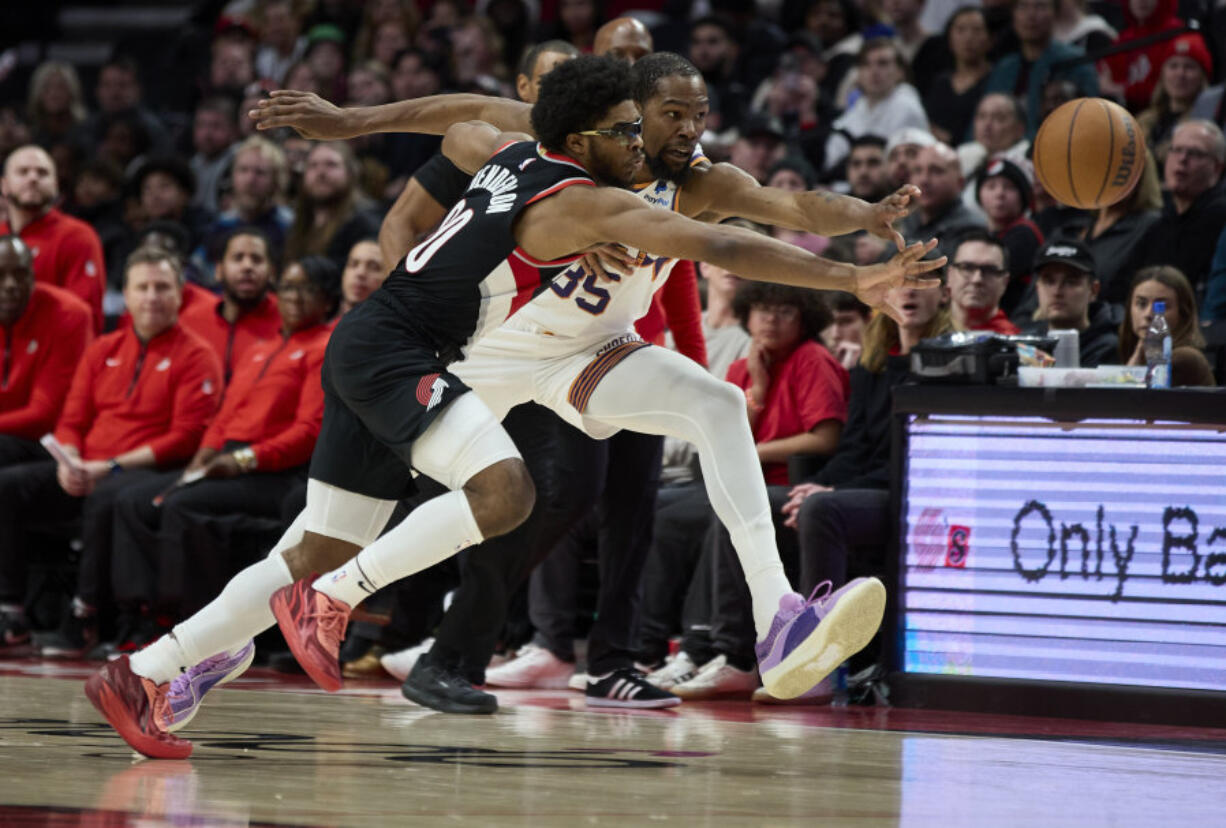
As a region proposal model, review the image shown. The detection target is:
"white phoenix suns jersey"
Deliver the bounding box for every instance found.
[514,145,710,338]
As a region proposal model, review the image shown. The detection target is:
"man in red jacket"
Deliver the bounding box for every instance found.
[178,227,280,385]
[0,145,106,332]
[47,257,338,657]
[0,236,94,459]
[0,247,221,653]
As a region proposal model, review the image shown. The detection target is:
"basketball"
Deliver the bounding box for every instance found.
[1033,97,1147,210]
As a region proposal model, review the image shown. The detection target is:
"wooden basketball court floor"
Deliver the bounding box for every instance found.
[1,660,1224,826]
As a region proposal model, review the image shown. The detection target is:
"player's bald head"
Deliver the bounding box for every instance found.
[594,17,653,65]
[0,234,33,269]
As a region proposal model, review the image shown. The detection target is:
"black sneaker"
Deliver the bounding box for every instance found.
[0,608,31,653]
[586,667,682,709]
[401,658,498,714]
[40,599,98,658]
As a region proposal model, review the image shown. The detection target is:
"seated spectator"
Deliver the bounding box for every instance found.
[1065,148,1162,305]
[924,7,993,147]
[1103,0,1185,112]
[71,56,170,156]
[688,15,748,134]
[957,93,1030,185]
[304,24,350,102]
[642,283,848,696]
[26,61,88,149]
[845,135,892,203]
[898,143,987,244]
[884,0,941,66]
[116,222,215,327]
[820,291,872,370]
[729,114,788,185]
[0,247,221,653]
[199,135,294,272]
[1137,34,1213,154]
[1052,0,1116,53]
[983,0,1097,137]
[189,97,239,215]
[284,142,381,268]
[0,145,105,332]
[0,236,93,449]
[1136,121,1226,294]
[947,229,1021,333]
[775,268,954,701]
[132,156,215,253]
[205,27,258,104]
[339,238,386,314]
[180,227,281,385]
[254,0,308,85]
[884,127,935,188]
[352,0,420,67]
[975,157,1043,312]
[825,38,929,175]
[592,17,653,65]
[1018,239,1120,365]
[1119,265,1215,386]
[64,159,126,284]
[83,256,339,654]
[799,0,863,104]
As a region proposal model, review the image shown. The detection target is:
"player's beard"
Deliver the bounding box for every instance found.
[645,150,692,187]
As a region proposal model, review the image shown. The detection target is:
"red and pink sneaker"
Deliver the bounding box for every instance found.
[269,577,351,692]
[84,655,193,759]
[754,578,885,700]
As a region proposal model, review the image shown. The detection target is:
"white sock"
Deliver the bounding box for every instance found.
[315,489,483,608]
[729,510,793,638]
[130,553,293,684]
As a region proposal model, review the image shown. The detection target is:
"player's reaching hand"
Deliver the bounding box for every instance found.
[853,239,945,324]
[250,90,356,140]
[580,244,635,283]
[863,184,920,251]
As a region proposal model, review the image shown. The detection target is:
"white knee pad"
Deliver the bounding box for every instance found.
[301,480,399,548]
[411,390,522,490]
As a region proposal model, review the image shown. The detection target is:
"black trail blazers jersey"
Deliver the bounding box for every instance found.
[380,141,595,358]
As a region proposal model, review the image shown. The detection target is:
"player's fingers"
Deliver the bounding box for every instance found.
[891,228,906,251]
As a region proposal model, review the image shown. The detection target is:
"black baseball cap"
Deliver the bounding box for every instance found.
[1033,239,1095,274]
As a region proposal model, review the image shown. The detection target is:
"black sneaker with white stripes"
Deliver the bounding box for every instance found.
[585,667,682,708]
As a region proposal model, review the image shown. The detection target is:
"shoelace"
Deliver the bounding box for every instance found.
[807,580,833,607]
[146,679,176,734]
[168,649,230,699]
[310,595,348,653]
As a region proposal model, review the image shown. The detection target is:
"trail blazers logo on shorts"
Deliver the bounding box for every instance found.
[416,373,449,411]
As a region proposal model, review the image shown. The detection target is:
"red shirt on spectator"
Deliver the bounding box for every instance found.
[200,322,331,471]
[0,208,105,333]
[976,309,1021,335]
[177,291,281,385]
[635,260,708,366]
[0,284,94,441]
[54,325,222,463]
[1105,0,1184,111]
[726,340,850,485]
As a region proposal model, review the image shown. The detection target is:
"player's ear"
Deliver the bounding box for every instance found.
[515,74,531,103]
[563,132,587,160]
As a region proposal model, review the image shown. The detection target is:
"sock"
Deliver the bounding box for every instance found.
[131,553,293,684]
[315,490,483,608]
[729,510,793,639]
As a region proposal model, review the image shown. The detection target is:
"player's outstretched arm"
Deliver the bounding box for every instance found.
[441,122,533,175]
[682,163,918,250]
[524,187,945,319]
[250,90,534,140]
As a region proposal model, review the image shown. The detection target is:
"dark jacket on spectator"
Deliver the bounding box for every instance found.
[985,41,1099,137]
[1073,210,1163,304]
[899,200,987,247]
[1019,301,1120,367]
[808,356,911,491]
[1137,181,1226,294]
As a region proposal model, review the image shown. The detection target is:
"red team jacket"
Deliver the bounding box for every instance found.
[0,208,105,333]
[199,322,331,471]
[634,259,708,367]
[54,325,222,463]
[177,292,281,384]
[0,284,94,440]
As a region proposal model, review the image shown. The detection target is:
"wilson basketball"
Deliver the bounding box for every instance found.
[1033,98,1146,210]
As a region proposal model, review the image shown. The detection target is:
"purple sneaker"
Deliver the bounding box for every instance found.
[754,577,885,700]
[161,641,256,732]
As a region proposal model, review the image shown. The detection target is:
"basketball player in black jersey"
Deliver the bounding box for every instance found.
[84,56,944,759]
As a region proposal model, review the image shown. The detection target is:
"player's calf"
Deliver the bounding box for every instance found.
[462,457,536,538]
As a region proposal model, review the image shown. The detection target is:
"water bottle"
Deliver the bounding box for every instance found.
[1144,300,1172,389]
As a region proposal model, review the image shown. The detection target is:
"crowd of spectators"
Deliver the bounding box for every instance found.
[1,0,1224,705]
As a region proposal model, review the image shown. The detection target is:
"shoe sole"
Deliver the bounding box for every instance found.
[401,682,497,714]
[585,695,683,709]
[166,645,257,733]
[484,673,574,690]
[270,592,343,692]
[84,673,192,760]
[761,578,886,700]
